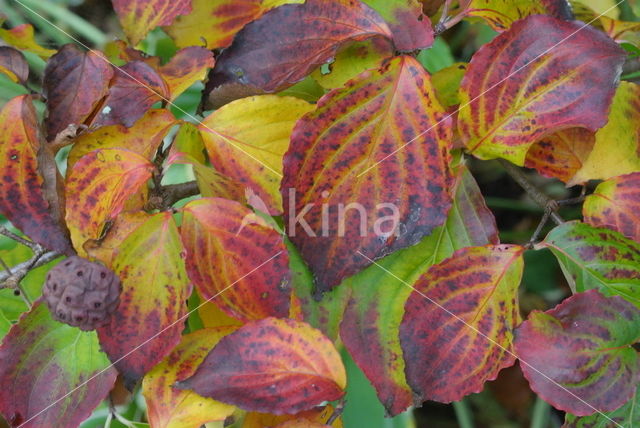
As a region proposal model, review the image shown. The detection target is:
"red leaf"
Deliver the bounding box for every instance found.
[207,0,392,94]
[96,212,192,386]
[0,95,73,254]
[177,317,346,414]
[339,165,498,415]
[363,0,433,51]
[0,302,117,428]
[515,290,640,415]
[458,15,626,165]
[112,0,191,45]
[180,198,291,322]
[94,61,169,127]
[43,44,113,140]
[400,245,524,403]
[282,55,453,292]
[0,46,28,84]
[583,172,640,242]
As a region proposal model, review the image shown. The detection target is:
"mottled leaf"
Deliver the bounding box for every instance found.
[524,128,595,183]
[569,82,640,185]
[0,301,117,428]
[310,39,393,90]
[362,0,433,51]
[458,15,625,165]
[207,0,392,93]
[67,109,176,172]
[180,198,291,321]
[432,62,467,108]
[94,61,169,127]
[563,386,640,427]
[159,46,214,101]
[142,328,237,428]
[178,317,346,414]
[583,173,640,243]
[0,46,28,84]
[200,95,314,215]
[282,55,453,292]
[401,245,524,403]
[537,221,640,307]
[0,95,73,254]
[465,0,573,31]
[65,148,153,256]
[84,211,151,267]
[43,45,113,140]
[112,0,191,45]
[165,0,301,50]
[242,405,342,428]
[515,290,640,415]
[0,23,56,58]
[339,164,499,415]
[97,212,191,386]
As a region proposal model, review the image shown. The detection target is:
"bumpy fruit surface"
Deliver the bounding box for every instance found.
[43,256,121,331]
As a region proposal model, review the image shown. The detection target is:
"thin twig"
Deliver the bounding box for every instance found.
[0,250,61,289]
[327,399,345,425]
[498,159,564,225]
[0,226,41,250]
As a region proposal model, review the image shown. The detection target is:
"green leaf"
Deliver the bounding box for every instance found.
[536,221,640,307]
[564,385,639,427]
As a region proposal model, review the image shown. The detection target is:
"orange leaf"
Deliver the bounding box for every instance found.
[0,23,56,58]
[67,109,177,172]
[177,318,346,414]
[0,95,73,254]
[96,212,192,386]
[143,328,237,428]
[65,148,153,255]
[159,46,214,101]
[180,198,291,321]
[242,405,342,428]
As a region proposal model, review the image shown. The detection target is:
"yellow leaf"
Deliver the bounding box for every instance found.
[199,95,314,214]
[569,82,640,185]
[0,23,56,58]
[143,328,237,428]
[574,0,620,19]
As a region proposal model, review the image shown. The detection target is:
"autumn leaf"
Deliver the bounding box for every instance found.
[583,172,640,243]
[158,46,215,101]
[537,221,640,307]
[43,45,114,140]
[458,15,625,165]
[515,290,640,415]
[165,0,302,50]
[199,95,314,215]
[0,46,28,84]
[84,211,151,267]
[177,317,346,414]
[143,328,237,428]
[362,0,433,51]
[569,82,640,185]
[400,245,524,403]
[524,128,595,183]
[94,61,169,127]
[206,0,392,95]
[67,109,177,172]
[0,95,73,255]
[97,212,192,386]
[282,55,453,292]
[0,23,56,58]
[65,148,154,256]
[431,62,467,108]
[112,0,191,45]
[564,386,639,427]
[464,0,573,31]
[0,301,117,428]
[339,165,499,415]
[180,198,291,322]
[242,405,343,428]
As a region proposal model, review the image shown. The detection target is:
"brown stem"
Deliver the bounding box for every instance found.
[162,181,200,207]
[498,159,564,225]
[327,399,345,425]
[0,226,41,250]
[0,250,61,290]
